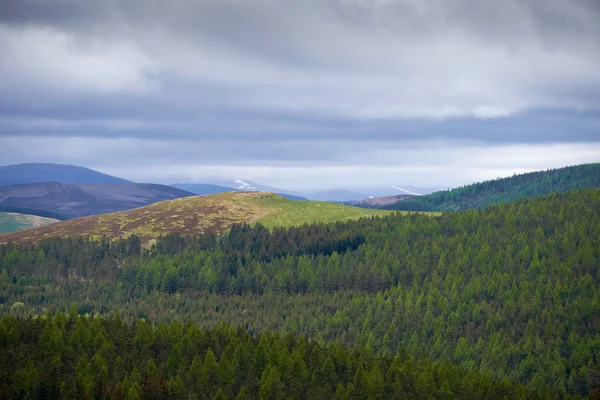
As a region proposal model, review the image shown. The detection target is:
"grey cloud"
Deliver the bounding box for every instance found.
[1,134,599,190]
[0,0,599,189]
[1,0,600,124]
[1,105,599,145]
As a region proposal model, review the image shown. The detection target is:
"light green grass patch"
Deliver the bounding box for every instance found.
[247,194,394,229]
[0,212,59,234]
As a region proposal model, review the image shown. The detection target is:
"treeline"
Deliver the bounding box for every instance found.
[154,224,365,262]
[384,162,600,211]
[0,223,364,290]
[0,312,539,400]
[0,206,70,221]
[1,189,600,396]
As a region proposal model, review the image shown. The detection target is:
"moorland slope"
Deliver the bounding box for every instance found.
[0,192,393,245]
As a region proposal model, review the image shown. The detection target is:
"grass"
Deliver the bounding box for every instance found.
[0,212,58,234]
[0,192,437,246]
[249,194,393,229]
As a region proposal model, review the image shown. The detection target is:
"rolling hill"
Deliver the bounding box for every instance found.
[2,189,598,397]
[0,212,58,234]
[384,162,600,211]
[0,163,131,186]
[0,192,393,246]
[0,182,194,218]
[304,187,434,202]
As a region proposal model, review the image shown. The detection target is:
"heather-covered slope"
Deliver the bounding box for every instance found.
[0,192,392,245]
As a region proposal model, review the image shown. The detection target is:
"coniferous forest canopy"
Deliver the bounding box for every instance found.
[0,313,540,399]
[384,162,600,212]
[1,189,600,398]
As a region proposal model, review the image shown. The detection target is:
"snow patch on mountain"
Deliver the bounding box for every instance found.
[234,180,257,191]
[390,186,423,196]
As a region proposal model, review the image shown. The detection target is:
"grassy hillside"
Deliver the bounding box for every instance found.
[0,192,394,245]
[0,212,58,234]
[384,162,600,211]
[249,192,393,228]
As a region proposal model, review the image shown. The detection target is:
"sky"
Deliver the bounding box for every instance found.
[0,0,599,191]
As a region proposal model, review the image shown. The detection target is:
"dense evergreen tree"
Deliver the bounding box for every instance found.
[0,313,539,399]
[1,188,599,397]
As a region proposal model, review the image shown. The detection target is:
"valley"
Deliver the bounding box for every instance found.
[0,162,598,399]
[1,188,598,398]
[2,4,598,397]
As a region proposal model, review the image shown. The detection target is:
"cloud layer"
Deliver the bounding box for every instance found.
[0,0,599,188]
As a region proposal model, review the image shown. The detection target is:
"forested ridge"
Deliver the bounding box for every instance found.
[384,162,600,211]
[0,313,540,399]
[1,189,600,397]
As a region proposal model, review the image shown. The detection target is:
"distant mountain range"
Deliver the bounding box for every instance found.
[0,182,194,218]
[0,163,442,203]
[383,163,600,211]
[305,189,373,202]
[171,183,307,201]
[0,163,131,186]
[350,194,416,207]
[303,187,440,202]
[202,179,306,198]
[170,183,236,195]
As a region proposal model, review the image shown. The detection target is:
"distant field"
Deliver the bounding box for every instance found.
[0,212,59,234]
[0,192,405,246]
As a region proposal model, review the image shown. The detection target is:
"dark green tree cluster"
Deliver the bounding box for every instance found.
[384,162,600,211]
[154,223,365,262]
[0,234,141,282]
[0,312,539,399]
[1,189,600,396]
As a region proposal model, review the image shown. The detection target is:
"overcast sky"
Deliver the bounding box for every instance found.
[0,0,599,190]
